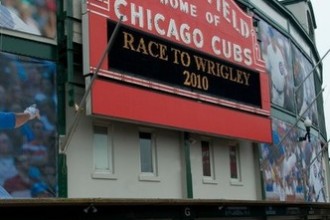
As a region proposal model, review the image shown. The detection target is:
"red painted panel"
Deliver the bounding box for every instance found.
[92,79,272,143]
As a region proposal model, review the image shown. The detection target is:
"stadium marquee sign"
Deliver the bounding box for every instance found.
[84,0,272,142]
[107,21,261,106]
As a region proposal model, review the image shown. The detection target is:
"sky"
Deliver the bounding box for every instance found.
[311,1,330,142]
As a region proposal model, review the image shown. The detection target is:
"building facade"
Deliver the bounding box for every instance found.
[0,0,328,212]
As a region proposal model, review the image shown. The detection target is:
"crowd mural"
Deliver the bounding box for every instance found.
[0,0,56,39]
[260,118,326,202]
[0,51,57,198]
[259,19,318,126]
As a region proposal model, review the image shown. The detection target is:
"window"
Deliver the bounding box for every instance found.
[139,130,159,182]
[229,143,241,182]
[201,140,216,184]
[139,132,154,173]
[92,125,116,179]
[202,141,211,177]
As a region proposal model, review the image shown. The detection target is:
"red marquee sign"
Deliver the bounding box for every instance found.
[83,0,271,142]
[86,0,266,69]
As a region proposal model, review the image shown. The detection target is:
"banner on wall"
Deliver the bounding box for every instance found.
[0,51,57,198]
[83,0,272,142]
[260,118,327,202]
[292,46,319,126]
[259,19,319,126]
[0,0,56,39]
[259,20,294,112]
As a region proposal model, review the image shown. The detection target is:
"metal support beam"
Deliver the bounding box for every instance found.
[60,16,123,154]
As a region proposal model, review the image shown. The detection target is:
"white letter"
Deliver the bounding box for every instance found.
[114,0,127,22]
[223,0,230,23]
[190,5,197,17]
[154,14,165,35]
[241,20,250,38]
[211,35,221,55]
[167,19,179,41]
[233,44,243,63]
[244,49,252,66]
[179,0,189,14]
[130,3,144,28]
[180,23,191,44]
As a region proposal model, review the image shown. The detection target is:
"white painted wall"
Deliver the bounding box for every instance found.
[66,114,260,199]
[67,117,185,198]
[190,138,259,199]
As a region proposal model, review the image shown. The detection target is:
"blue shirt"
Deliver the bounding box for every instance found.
[0,112,16,129]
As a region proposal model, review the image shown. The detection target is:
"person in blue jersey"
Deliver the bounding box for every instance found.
[0,105,40,130]
[0,104,39,198]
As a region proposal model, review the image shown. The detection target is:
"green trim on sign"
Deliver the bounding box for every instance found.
[0,34,56,60]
